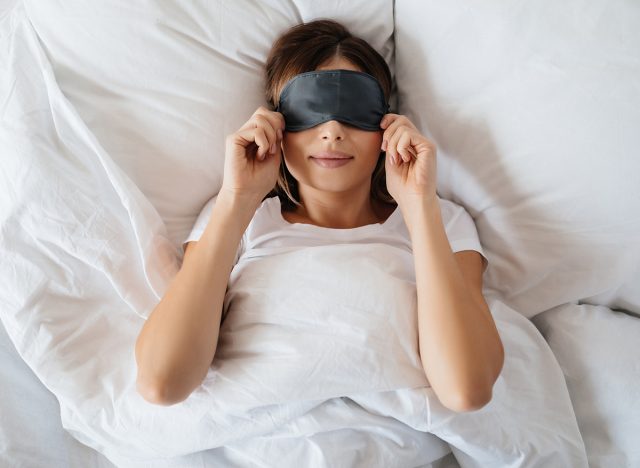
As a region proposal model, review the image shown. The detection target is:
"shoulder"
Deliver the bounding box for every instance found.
[243,195,288,240]
[435,197,480,231]
[436,196,464,220]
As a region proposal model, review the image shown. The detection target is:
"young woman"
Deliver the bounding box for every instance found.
[135,19,504,410]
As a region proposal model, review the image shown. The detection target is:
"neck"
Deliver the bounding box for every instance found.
[291,186,381,229]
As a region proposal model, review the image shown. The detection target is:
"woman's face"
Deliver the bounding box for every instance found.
[280,57,384,196]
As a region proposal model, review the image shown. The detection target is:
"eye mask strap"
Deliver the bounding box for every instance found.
[276,69,390,132]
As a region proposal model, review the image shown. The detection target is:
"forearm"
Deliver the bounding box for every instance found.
[135,192,258,405]
[403,198,502,411]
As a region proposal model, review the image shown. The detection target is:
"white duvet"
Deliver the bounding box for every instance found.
[0,7,588,468]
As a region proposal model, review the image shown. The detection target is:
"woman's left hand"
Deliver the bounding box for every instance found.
[380,113,438,207]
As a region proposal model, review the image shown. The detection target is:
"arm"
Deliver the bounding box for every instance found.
[404,198,504,413]
[135,191,259,406]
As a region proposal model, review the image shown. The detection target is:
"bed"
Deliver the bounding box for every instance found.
[1,1,639,467]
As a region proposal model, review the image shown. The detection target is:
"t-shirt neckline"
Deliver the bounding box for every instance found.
[268,196,401,232]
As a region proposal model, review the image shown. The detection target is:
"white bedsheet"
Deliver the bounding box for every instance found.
[0,320,118,468]
[0,4,589,467]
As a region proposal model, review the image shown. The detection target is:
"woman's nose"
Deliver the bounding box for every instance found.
[319,120,345,141]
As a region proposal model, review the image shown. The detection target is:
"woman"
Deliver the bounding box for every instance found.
[135,19,504,410]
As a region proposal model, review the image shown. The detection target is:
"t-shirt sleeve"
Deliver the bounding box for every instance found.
[439,198,488,270]
[182,194,246,265]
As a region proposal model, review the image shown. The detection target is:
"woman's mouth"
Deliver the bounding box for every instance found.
[310,150,354,168]
[310,157,354,168]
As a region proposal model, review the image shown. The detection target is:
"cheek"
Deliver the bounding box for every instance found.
[355,132,383,157]
[282,132,310,158]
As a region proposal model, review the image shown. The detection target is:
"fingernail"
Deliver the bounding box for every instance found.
[270,143,276,154]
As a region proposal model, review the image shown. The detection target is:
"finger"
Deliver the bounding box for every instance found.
[382,122,399,161]
[239,111,261,131]
[380,114,399,150]
[233,127,257,146]
[253,126,270,159]
[240,106,283,135]
[379,113,399,129]
[383,116,416,143]
[382,117,407,155]
[407,145,418,157]
[255,127,271,160]
[255,105,285,130]
[271,110,287,136]
[398,114,418,130]
[263,115,284,151]
[388,125,408,164]
[255,108,285,139]
[380,113,397,151]
[397,132,414,162]
[233,127,266,159]
[385,150,396,167]
[254,114,278,154]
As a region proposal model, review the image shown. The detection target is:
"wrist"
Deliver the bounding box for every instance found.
[218,188,264,211]
[211,190,260,232]
[399,196,441,235]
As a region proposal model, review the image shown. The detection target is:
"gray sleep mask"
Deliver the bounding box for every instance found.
[276,69,390,132]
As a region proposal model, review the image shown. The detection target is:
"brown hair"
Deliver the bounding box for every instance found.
[263,18,395,211]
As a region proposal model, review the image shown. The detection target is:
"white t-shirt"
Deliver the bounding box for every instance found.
[183,195,487,272]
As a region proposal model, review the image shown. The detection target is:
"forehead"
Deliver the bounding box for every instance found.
[315,56,362,73]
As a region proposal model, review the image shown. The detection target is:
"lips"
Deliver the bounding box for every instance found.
[309,150,354,168]
[310,157,353,168]
[310,150,353,160]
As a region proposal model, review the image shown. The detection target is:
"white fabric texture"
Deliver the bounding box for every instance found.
[532,303,640,468]
[395,0,640,318]
[0,321,118,468]
[0,5,588,466]
[3,0,638,466]
[183,194,488,272]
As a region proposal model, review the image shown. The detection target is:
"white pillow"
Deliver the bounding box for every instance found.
[532,304,640,467]
[395,0,640,317]
[23,0,395,247]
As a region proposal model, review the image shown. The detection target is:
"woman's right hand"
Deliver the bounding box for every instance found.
[220,106,285,204]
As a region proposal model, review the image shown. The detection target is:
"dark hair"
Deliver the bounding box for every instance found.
[263,18,395,211]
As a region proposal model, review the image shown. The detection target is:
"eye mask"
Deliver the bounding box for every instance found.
[276,69,390,132]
